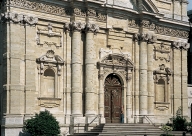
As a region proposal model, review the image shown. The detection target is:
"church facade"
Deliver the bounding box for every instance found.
[0,0,190,135]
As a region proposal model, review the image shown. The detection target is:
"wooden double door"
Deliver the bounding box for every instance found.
[104,74,122,123]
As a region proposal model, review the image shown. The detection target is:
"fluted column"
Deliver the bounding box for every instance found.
[139,33,148,122]
[85,23,99,115]
[147,35,156,116]
[71,22,85,115]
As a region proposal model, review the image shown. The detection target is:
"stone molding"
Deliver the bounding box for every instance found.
[133,33,157,43]
[36,50,64,76]
[7,0,107,21]
[1,12,38,25]
[85,23,99,34]
[38,97,61,108]
[172,42,190,50]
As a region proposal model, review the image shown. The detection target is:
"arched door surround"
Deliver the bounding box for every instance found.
[97,53,134,123]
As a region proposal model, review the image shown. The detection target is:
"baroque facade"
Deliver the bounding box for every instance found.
[0,0,190,135]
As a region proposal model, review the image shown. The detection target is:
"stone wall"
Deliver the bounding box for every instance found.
[0,0,190,135]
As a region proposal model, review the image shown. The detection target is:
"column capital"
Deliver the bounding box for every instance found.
[85,23,99,34]
[1,12,38,25]
[70,22,85,32]
[64,22,70,32]
[133,33,156,43]
[172,42,190,50]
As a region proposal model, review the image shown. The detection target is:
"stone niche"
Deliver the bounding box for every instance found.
[153,64,172,111]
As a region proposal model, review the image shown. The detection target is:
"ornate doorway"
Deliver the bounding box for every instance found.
[104,74,122,123]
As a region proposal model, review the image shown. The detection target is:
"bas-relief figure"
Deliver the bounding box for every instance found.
[0,0,190,135]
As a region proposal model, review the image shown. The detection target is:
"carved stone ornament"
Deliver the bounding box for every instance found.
[99,48,131,60]
[9,0,66,16]
[70,22,85,32]
[64,22,70,31]
[73,8,86,17]
[1,12,38,25]
[87,8,97,17]
[85,23,99,34]
[99,54,134,69]
[153,64,172,84]
[36,50,64,76]
[24,15,38,25]
[97,13,107,22]
[172,42,190,50]
[181,42,190,50]
[154,43,171,62]
[37,23,62,47]
[128,20,138,28]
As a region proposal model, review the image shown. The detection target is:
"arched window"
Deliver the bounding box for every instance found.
[157,79,165,102]
[42,69,55,97]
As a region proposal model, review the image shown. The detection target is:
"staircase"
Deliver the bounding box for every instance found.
[69,123,191,136]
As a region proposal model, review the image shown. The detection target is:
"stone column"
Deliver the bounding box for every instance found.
[85,23,99,116]
[139,33,148,122]
[71,22,85,115]
[181,43,190,117]
[147,35,156,116]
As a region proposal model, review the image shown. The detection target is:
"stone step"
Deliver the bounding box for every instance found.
[69,123,191,136]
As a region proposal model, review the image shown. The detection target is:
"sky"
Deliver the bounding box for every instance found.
[188,1,192,11]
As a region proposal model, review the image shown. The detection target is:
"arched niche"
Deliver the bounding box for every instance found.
[36,50,64,108]
[153,64,172,111]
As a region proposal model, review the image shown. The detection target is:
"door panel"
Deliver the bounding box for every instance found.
[104,74,122,123]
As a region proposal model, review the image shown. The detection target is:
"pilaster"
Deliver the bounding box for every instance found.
[147,35,157,116]
[172,42,182,115]
[64,23,72,122]
[181,43,190,117]
[133,34,140,123]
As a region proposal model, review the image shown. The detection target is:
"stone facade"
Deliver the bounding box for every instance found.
[0,0,190,135]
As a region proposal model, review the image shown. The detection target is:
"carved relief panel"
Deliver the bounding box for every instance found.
[36,23,62,48]
[154,43,171,62]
